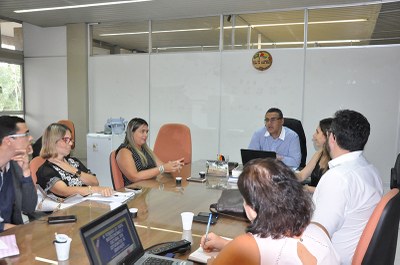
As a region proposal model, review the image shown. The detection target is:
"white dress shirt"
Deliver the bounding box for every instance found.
[312,151,383,265]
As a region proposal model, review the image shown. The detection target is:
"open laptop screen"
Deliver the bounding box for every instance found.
[80,204,143,265]
[240,149,276,165]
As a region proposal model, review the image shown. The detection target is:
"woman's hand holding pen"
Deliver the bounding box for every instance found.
[200,232,229,252]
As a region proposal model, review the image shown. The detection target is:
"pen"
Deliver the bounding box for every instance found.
[204,213,212,242]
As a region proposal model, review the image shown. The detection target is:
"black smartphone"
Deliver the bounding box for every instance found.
[48,215,77,224]
[193,213,218,224]
[198,212,218,219]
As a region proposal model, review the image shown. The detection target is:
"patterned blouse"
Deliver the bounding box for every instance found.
[37,156,93,198]
[116,144,156,185]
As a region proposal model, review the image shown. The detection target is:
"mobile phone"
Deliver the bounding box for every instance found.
[187,177,206,183]
[198,212,218,219]
[48,215,77,224]
[193,215,217,224]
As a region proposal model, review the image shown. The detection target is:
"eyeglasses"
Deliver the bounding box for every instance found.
[264,117,282,123]
[8,132,30,138]
[60,137,74,144]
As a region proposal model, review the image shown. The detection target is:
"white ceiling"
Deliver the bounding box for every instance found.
[0,0,399,52]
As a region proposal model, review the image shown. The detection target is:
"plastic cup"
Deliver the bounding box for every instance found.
[176,177,182,186]
[129,208,138,218]
[54,234,72,261]
[180,212,194,230]
[199,171,206,178]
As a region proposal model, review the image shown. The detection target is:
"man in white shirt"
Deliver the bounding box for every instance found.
[312,109,383,265]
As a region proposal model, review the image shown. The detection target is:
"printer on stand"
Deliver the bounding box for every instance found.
[87,118,126,187]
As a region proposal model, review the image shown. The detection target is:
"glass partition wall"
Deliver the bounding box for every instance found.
[90,1,400,55]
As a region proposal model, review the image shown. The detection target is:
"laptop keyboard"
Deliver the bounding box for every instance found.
[142,257,174,265]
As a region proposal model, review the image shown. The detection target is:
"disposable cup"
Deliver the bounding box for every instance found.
[54,234,71,261]
[129,208,138,218]
[180,212,194,230]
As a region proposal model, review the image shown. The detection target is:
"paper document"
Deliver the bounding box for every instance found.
[188,247,219,264]
[0,235,20,258]
[188,237,232,264]
[87,191,135,203]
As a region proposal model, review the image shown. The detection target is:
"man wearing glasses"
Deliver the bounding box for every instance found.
[0,116,37,232]
[312,109,383,264]
[248,107,301,169]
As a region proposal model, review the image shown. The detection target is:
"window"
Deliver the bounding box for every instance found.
[89,2,400,55]
[0,62,23,114]
[0,20,23,51]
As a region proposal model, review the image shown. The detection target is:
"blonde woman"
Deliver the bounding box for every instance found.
[116,118,183,185]
[37,123,113,198]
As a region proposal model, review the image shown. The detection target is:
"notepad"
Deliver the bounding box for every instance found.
[188,237,232,264]
[0,235,20,258]
[188,246,219,264]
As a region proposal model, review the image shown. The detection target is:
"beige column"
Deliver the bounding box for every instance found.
[67,23,88,162]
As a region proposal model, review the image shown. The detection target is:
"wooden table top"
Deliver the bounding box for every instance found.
[0,161,247,265]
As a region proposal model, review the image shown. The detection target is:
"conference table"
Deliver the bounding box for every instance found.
[0,160,248,265]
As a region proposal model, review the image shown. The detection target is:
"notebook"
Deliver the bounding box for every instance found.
[240,149,276,165]
[80,204,193,265]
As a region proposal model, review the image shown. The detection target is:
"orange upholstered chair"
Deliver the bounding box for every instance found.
[109,150,124,190]
[153,123,192,165]
[58,119,75,149]
[29,156,46,185]
[352,188,400,265]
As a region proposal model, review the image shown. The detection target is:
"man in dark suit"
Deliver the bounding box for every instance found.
[0,116,37,232]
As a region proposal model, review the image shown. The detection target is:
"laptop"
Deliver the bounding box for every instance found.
[240,149,276,166]
[80,204,193,265]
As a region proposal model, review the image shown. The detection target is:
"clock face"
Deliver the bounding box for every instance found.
[252,51,273,71]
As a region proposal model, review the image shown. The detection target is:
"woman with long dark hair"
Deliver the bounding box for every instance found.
[116,118,183,185]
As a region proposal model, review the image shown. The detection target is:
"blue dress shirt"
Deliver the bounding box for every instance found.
[248,126,301,168]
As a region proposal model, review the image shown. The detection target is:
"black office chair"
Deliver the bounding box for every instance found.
[352,188,400,265]
[283,117,307,169]
[390,153,400,189]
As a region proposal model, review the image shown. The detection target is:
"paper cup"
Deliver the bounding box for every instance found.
[54,234,71,261]
[129,208,138,218]
[180,212,194,230]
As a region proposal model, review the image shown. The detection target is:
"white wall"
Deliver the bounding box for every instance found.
[303,46,400,184]
[88,46,400,188]
[23,23,68,140]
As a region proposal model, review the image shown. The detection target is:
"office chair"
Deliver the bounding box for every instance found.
[352,188,400,265]
[153,123,192,164]
[32,119,76,158]
[29,156,45,185]
[283,118,307,168]
[390,153,400,189]
[109,150,125,190]
[58,119,75,149]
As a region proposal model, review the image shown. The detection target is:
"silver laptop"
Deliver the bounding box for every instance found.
[80,204,193,265]
[240,149,276,165]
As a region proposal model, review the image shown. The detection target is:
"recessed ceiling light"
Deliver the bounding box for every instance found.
[14,0,151,13]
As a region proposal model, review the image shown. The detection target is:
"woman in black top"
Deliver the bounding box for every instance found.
[37,123,113,198]
[296,118,332,192]
[116,118,183,185]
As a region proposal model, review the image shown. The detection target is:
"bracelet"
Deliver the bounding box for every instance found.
[75,170,82,177]
[88,185,93,195]
[158,165,165,174]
